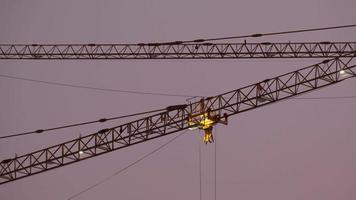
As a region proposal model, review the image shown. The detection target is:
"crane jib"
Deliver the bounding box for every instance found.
[0,53,355,185]
[0,42,355,59]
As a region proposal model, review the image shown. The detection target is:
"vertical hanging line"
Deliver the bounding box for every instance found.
[214,126,217,200]
[199,131,202,200]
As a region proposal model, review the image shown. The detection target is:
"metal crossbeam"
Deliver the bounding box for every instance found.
[1,54,355,185]
[0,42,355,59]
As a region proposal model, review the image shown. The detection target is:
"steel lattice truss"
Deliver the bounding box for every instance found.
[1,55,355,184]
[0,42,355,59]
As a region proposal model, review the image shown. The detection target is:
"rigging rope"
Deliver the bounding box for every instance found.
[140,24,356,45]
[0,108,166,140]
[67,130,187,200]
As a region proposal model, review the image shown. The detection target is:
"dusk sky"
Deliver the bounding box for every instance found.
[0,0,356,200]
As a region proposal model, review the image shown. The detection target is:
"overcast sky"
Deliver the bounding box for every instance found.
[0,0,356,200]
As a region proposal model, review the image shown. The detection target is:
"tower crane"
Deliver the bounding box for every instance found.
[1,52,355,185]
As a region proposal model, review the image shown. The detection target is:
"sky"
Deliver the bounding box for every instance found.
[0,0,356,200]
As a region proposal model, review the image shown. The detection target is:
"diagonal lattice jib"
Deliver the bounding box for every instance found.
[1,54,355,184]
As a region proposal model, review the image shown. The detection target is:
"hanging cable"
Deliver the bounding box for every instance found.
[146,24,356,45]
[214,126,217,200]
[67,130,187,200]
[2,73,356,100]
[0,74,198,98]
[1,72,355,140]
[0,108,166,140]
[293,95,356,100]
[199,132,202,200]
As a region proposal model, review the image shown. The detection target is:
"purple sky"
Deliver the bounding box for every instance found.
[1,0,356,199]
